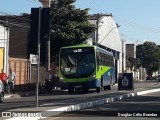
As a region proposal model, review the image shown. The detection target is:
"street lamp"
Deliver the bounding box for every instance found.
[99,23,120,44]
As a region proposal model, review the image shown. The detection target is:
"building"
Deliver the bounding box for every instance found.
[0,15,43,91]
[88,14,124,81]
[126,44,136,59]
[0,24,9,74]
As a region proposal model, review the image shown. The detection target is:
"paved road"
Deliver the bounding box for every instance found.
[0,81,159,120]
[48,91,160,120]
[0,81,160,112]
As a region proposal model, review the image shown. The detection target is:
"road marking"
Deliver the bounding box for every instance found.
[137,88,160,95]
[5,88,160,120]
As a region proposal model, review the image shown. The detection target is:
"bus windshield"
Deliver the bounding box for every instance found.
[60,47,95,78]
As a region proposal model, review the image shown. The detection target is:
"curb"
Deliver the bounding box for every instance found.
[5,88,160,120]
[4,92,34,99]
[4,94,21,99]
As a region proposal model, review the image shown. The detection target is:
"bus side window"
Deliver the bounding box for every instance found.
[109,56,112,66]
[96,54,100,65]
[99,52,102,65]
[105,54,107,66]
[107,55,110,66]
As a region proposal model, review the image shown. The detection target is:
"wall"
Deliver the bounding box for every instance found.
[89,15,123,74]
[9,58,48,91]
[0,25,9,73]
[9,58,30,85]
[9,27,29,59]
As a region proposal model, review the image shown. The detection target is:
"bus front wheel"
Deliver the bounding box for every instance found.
[68,88,74,94]
[96,87,101,93]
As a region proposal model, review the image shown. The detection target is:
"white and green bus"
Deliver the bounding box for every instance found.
[58,44,116,93]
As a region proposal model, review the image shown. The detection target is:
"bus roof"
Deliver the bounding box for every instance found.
[60,44,93,49]
[60,44,113,56]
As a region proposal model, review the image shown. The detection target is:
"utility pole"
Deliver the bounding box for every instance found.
[36,7,41,107]
[39,0,51,75]
[5,16,9,76]
[122,39,125,73]
[141,61,142,81]
[95,13,100,45]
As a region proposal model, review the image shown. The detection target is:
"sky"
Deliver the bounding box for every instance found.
[0,0,160,45]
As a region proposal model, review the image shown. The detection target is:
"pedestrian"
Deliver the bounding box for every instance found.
[8,68,16,94]
[0,69,8,92]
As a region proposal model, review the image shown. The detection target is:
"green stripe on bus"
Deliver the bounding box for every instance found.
[96,66,110,78]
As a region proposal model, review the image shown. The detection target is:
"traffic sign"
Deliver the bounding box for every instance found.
[118,73,134,90]
[30,54,38,64]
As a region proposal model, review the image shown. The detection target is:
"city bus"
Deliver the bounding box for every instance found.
[58,44,116,93]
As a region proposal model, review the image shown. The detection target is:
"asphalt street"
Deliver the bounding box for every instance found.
[0,80,160,120]
[48,92,160,120]
[1,81,159,112]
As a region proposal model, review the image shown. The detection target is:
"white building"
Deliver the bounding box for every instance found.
[0,24,9,74]
[88,14,126,77]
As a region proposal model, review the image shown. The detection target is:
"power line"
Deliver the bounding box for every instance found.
[78,0,101,13]
[0,9,16,16]
[0,11,30,22]
[121,34,144,44]
[50,0,70,24]
[26,0,42,5]
[76,0,160,34]
[89,0,107,13]
[0,19,30,29]
[116,17,160,34]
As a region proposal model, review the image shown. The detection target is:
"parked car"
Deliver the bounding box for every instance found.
[157,75,160,82]
[0,80,4,103]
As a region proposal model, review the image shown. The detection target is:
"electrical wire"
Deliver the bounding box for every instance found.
[116,17,160,34]
[50,0,70,23]
[78,0,100,13]
[121,34,144,44]
[76,0,160,44]
[26,0,42,5]
[89,0,107,13]
[0,19,30,29]
[0,11,30,22]
[79,0,160,34]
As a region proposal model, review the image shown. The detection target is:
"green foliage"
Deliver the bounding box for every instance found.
[136,41,160,76]
[126,57,140,71]
[126,57,134,71]
[50,0,95,58]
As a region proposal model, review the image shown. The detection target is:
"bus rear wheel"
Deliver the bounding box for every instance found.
[107,85,111,90]
[103,86,108,90]
[81,88,89,94]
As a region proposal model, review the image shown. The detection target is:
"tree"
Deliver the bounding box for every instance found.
[126,57,134,72]
[50,0,95,59]
[136,41,160,76]
[154,47,160,75]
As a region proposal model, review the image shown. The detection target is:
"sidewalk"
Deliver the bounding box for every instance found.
[4,91,34,99]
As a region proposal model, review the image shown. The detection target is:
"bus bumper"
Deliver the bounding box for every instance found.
[59,79,100,90]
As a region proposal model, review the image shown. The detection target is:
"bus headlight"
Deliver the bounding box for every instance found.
[60,77,64,81]
[92,75,96,79]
